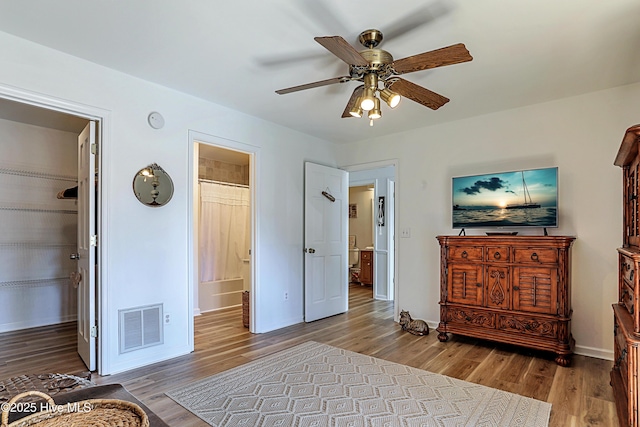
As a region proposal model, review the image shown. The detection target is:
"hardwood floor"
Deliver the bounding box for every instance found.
[0,284,618,426]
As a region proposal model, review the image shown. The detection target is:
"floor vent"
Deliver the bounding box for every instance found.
[119,304,163,353]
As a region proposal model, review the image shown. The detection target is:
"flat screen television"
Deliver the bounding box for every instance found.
[452,167,558,229]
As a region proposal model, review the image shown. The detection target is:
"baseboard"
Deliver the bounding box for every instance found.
[574,344,613,361]
[0,315,76,334]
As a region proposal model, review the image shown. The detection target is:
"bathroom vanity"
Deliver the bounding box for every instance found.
[360,250,374,286]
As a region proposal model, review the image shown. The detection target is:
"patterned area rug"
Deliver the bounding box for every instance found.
[167,341,551,427]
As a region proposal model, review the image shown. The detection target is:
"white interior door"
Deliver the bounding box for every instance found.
[304,162,348,322]
[76,121,96,370]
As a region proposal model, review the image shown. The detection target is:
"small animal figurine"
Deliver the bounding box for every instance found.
[399,310,430,336]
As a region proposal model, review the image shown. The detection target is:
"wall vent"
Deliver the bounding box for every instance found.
[119,304,163,354]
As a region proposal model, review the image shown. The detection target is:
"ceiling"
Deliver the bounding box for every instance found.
[0,0,638,143]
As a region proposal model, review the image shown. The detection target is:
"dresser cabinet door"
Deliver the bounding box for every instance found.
[447,264,483,305]
[485,265,510,309]
[513,267,558,314]
[624,158,640,247]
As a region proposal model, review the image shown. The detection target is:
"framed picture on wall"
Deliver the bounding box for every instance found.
[349,204,358,218]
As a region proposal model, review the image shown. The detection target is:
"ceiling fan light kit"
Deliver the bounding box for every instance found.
[275,28,473,125]
[380,88,401,109]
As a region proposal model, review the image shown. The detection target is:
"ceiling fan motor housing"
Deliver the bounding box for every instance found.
[349,49,394,81]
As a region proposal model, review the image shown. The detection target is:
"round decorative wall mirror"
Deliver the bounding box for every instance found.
[133,163,174,207]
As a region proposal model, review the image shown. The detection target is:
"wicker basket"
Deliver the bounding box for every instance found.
[1,390,149,427]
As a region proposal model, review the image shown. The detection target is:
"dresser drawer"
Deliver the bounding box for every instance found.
[497,314,557,338]
[486,246,510,262]
[621,254,637,288]
[445,306,495,329]
[513,248,557,264]
[448,246,483,262]
[614,315,630,395]
[621,282,635,316]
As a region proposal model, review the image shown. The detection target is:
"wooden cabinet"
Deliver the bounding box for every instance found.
[612,304,640,427]
[360,250,373,285]
[613,124,640,427]
[436,235,575,366]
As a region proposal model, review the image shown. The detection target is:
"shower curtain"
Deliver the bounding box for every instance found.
[199,182,250,282]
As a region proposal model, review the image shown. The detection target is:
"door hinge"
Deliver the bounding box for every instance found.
[91,143,98,155]
[90,325,98,338]
[90,235,97,246]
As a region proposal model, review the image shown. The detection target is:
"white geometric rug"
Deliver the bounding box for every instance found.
[167,341,551,427]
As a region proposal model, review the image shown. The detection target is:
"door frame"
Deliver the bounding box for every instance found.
[188,131,259,334]
[342,159,398,318]
[0,83,111,373]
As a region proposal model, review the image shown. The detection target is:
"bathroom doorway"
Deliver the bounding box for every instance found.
[348,185,375,296]
[192,140,253,329]
[346,163,396,304]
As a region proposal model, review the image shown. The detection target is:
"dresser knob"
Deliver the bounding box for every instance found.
[461,251,468,258]
[530,252,539,261]
[494,252,501,259]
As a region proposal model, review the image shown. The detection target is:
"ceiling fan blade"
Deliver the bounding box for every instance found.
[392,43,472,74]
[383,2,451,41]
[341,85,364,118]
[314,36,369,66]
[276,76,351,95]
[387,78,449,110]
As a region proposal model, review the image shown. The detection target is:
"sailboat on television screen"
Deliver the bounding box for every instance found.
[506,171,541,209]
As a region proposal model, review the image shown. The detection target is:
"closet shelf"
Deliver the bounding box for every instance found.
[0,167,76,182]
[0,277,70,289]
[0,243,75,247]
[0,206,77,214]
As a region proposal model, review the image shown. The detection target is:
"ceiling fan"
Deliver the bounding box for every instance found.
[275,29,472,124]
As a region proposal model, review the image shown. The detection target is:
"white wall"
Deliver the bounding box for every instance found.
[339,82,640,359]
[0,31,337,374]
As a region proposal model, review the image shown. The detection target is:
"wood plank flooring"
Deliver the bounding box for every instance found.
[0,284,618,426]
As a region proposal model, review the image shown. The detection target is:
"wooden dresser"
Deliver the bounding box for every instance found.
[612,124,640,427]
[360,250,374,285]
[436,235,575,366]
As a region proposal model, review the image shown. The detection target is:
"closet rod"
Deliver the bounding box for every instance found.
[0,167,76,182]
[198,178,249,189]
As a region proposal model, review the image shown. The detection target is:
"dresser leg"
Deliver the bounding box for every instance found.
[437,332,449,342]
[554,353,571,367]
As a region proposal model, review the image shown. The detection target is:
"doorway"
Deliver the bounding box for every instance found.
[190,132,256,333]
[348,185,375,294]
[0,94,102,371]
[346,163,397,306]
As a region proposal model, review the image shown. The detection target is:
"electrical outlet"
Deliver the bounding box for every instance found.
[284,292,288,301]
[164,313,171,324]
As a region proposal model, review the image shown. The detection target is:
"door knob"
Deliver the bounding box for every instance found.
[70,253,80,260]
[304,248,316,254]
